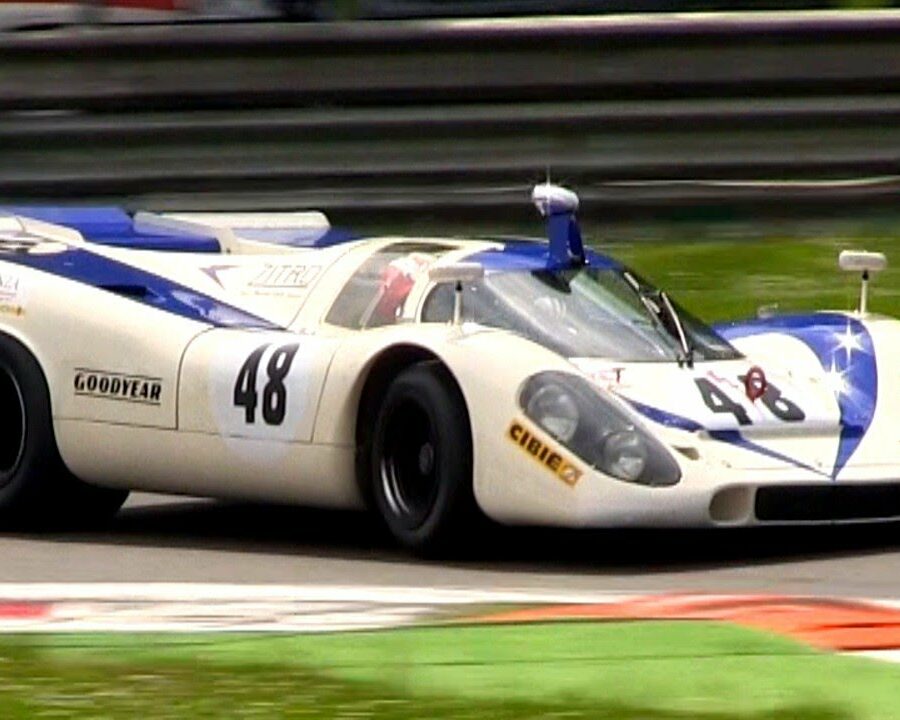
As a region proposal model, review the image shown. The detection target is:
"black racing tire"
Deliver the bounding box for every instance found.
[369,362,475,554]
[0,335,128,529]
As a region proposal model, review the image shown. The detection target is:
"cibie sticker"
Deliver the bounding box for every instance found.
[0,271,25,317]
[508,420,583,487]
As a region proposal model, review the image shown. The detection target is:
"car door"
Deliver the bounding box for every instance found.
[178,328,338,444]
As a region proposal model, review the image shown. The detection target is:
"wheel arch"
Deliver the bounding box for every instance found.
[0,326,69,475]
[0,324,46,367]
[0,325,72,444]
[0,325,52,401]
[0,324,129,523]
[353,343,473,503]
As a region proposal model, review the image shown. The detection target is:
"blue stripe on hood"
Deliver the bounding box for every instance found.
[622,397,831,478]
[716,313,877,479]
[0,246,280,330]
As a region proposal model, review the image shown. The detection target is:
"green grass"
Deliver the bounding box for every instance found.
[2,621,900,718]
[609,235,900,322]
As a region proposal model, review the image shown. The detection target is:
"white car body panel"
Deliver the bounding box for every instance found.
[0,204,898,530]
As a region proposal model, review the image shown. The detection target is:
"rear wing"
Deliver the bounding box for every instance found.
[0,213,85,250]
[134,211,332,255]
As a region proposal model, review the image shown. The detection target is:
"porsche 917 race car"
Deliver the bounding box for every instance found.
[0,185,897,552]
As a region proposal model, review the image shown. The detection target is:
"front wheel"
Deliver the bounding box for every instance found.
[370,363,474,554]
[0,336,128,528]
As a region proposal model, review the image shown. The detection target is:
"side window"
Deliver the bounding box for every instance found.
[421,280,509,329]
[326,243,455,329]
[420,282,455,323]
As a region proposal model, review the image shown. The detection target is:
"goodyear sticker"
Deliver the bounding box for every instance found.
[508,420,583,486]
[74,369,163,406]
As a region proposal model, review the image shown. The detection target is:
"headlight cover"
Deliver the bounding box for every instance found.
[519,371,681,487]
[524,382,580,443]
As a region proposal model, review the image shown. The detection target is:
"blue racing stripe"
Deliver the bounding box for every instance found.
[623,397,704,432]
[624,397,830,477]
[0,247,280,330]
[717,313,877,479]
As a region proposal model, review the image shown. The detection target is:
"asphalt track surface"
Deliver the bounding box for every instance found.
[0,493,898,599]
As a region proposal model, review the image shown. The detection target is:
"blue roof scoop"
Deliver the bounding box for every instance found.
[531,183,586,267]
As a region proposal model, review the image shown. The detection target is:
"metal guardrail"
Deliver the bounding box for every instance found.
[2,12,900,219]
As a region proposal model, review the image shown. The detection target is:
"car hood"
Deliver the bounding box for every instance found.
[569,357,839,434]
[569,354,842,478]
[571,311,897,479]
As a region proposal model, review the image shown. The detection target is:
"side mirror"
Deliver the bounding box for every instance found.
[530,183,585,267]
[531,183,579,217]
[839,250,887,315]
[838,250,887,274]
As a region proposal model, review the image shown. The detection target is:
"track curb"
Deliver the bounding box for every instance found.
[0,584,898,662]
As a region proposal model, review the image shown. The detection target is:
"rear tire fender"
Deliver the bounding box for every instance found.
[0,332,127,527]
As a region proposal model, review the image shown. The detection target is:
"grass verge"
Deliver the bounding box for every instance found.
[2,621,900,718]
[609,235,900,321]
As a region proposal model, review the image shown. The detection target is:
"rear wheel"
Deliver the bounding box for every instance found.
[369,363,474,554]
[0,335,128,528]
[0,365,26,486]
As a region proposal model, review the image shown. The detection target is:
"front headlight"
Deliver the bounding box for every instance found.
[601,430,647,481]
[524,382,580,443]
[519,371,680,487]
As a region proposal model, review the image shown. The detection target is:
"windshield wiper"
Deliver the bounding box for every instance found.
[659,291,694,368]
[623,272,694,367]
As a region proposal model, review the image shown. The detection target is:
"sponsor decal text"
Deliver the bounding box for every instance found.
[0,272,25,316]
[250,264,320,290]
[74,369,163,406]
[508,420,582,486]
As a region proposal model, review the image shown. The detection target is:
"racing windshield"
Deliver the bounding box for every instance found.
[421,266,742,362]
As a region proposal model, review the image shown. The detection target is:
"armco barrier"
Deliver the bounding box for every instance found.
[2,11,900,218]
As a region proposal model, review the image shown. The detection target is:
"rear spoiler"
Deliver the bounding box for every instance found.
[134,211,331,255]
[0,213,85,248]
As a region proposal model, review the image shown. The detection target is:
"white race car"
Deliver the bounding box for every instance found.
[0,186,897,552]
